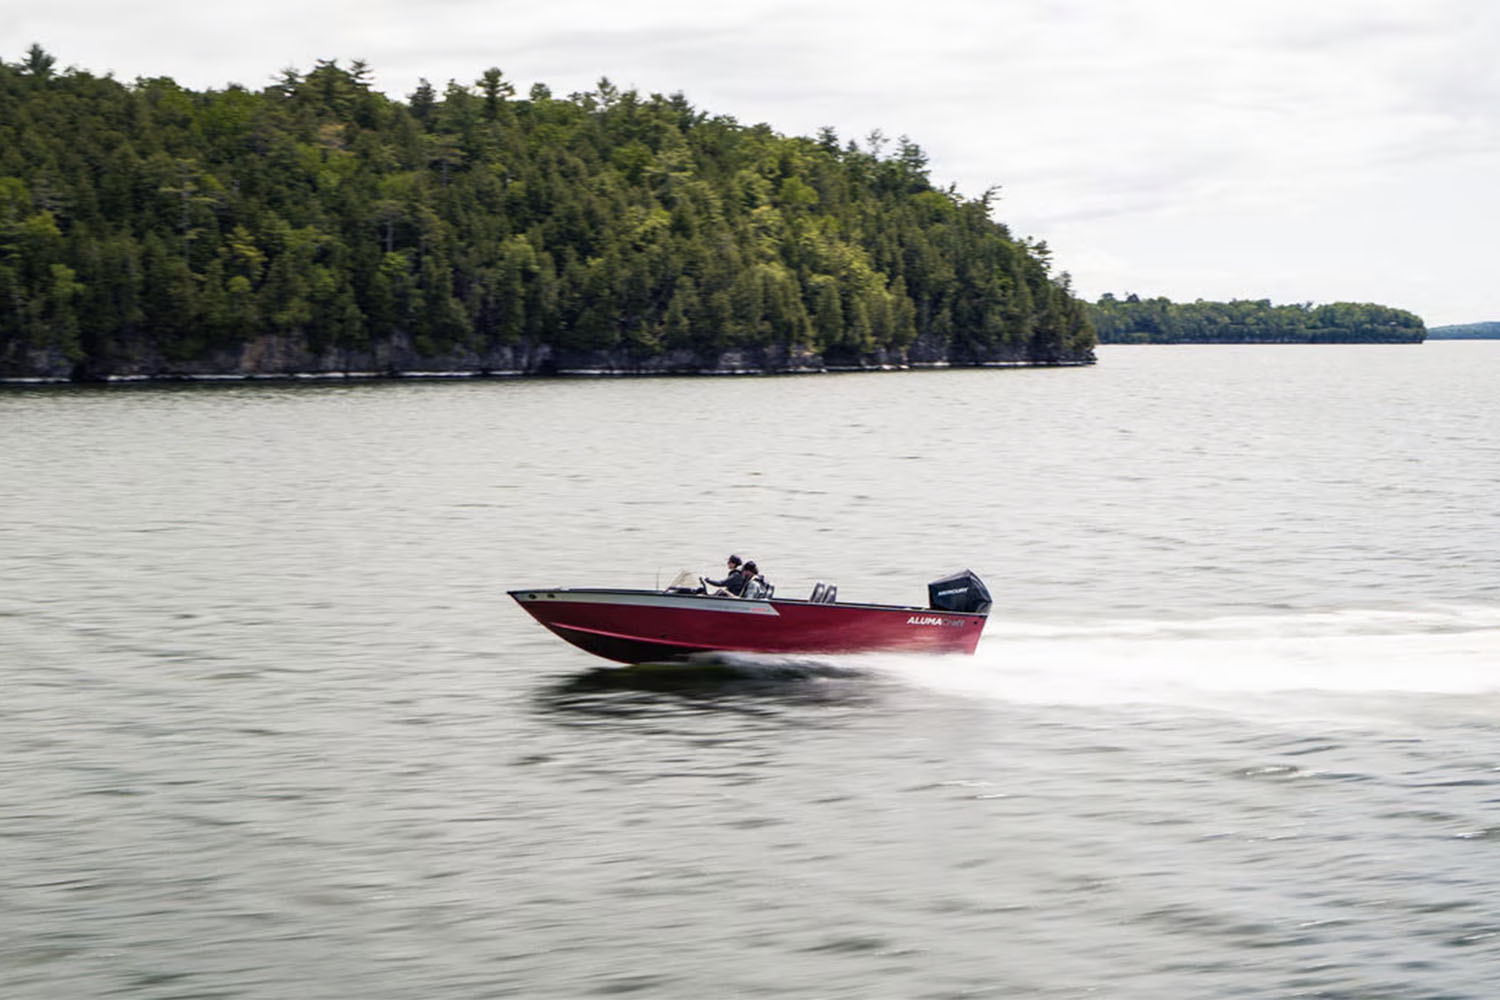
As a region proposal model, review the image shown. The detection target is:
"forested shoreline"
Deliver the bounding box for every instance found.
[1427,322,1500,340]
[0,47,1095,382]
[1089,294,1425,344]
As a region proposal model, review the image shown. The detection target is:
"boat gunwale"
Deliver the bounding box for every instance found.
[506,586,990,619]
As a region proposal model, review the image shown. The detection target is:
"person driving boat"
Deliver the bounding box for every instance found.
[703,554,748,596]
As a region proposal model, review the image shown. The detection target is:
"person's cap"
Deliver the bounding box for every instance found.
[728,554,742,564]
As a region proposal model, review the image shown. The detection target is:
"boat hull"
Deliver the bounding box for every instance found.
[509,588,987,663]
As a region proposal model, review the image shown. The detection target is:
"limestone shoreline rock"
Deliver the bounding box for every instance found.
[2,331,1095,383]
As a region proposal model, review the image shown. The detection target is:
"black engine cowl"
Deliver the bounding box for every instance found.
[927,570,992,615]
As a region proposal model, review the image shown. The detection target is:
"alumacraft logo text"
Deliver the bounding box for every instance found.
[907,615,960,626]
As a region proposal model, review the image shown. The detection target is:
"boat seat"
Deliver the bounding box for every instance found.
[822,585,837,603]
[810,582,827,603]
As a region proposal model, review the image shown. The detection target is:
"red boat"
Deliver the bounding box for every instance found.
[509,570,992,664]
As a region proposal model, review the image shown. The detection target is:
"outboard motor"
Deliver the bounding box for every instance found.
[928,570,992,615]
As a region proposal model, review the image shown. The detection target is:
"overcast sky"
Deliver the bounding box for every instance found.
[9,0,1497,325]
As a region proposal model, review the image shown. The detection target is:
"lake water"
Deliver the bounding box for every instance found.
[3,343,1499,998]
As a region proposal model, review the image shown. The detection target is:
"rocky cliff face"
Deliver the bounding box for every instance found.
[3,331,1094,382]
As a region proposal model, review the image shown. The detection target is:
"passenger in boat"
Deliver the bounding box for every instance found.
[703,555,748,596]
[740,561,770,599]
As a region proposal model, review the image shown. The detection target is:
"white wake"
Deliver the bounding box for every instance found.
[859,603,1500,711]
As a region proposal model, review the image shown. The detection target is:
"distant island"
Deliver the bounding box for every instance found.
[0,47,1094,382]
[1089,294,1425,344]
[1427,322,1500,340]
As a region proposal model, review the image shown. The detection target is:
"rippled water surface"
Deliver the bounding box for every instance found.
[4,344,1499,998]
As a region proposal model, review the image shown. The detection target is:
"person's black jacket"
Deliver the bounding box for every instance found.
[704,568,747,595]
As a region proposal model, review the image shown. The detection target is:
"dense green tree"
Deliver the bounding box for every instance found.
[22,44,56,82]
[0,49,1097,378]
[1090,294,1424,344]
[1426,322,1500,340]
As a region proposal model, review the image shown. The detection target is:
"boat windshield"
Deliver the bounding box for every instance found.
[663,569,701,593]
